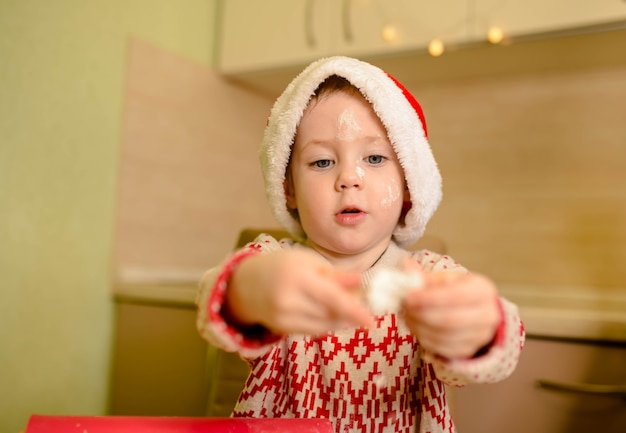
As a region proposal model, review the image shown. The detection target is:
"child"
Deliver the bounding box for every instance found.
[196,56,524,433]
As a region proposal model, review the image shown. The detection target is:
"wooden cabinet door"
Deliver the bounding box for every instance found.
[109,302,210,416]
[452,338,626,433]
[471,0,626,40]
[218,0,335,73]
[336,0,469,56]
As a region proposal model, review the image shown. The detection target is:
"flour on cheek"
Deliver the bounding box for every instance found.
[380,178,402,209]
[356,165,365,180]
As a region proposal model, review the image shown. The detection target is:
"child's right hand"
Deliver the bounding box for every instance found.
[225,249,374,336]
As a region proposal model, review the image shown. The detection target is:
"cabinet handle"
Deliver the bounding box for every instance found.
[537,379,626,399]
[305,0,316,48]
[341,0,353,43]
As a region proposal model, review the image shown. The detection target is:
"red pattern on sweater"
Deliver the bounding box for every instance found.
[234,315,425,432]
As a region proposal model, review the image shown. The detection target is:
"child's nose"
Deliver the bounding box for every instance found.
[335,164,364,191]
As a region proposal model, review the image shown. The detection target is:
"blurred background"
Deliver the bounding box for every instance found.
[1,1,625,432]
[1,2,219,431]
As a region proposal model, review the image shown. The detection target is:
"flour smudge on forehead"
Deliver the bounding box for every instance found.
[336,107,362,141]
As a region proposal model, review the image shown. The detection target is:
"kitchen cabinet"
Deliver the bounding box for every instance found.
[335,0,468,57]
[470,0,626,40]
[217,0,468,74]
[109,301,210,416]
[218,0,626,75]
[218,0,334,73]
[452,337,626,433]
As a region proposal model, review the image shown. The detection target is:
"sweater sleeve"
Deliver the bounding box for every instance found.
[411,250,526,387]
[195,234,289,359]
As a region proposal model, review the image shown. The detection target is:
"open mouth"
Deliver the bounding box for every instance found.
[336,206,366,225]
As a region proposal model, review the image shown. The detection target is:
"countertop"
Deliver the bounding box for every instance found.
[113,267,202,309]
[113,270,626,343]
[499,284,626,343]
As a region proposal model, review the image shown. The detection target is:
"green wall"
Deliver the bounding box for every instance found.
[0,1,217,431]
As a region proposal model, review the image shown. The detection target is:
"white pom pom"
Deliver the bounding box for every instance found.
[367,268,424,315]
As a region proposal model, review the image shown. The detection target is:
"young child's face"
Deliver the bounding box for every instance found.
[285,90,409,257]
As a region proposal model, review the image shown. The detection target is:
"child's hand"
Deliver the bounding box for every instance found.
[401,266,501,360]
[226,249,374,336]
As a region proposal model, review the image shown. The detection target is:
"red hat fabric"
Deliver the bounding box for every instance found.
[385,72,428,138]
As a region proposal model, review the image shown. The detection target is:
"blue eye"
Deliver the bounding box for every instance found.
[313,159,332,168]
[367,155,385,164]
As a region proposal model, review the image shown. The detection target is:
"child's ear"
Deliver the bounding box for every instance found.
[284,178,297,209]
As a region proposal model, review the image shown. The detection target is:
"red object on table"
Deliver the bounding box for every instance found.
[25,415,334,433]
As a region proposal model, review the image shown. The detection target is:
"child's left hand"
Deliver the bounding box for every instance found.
[401,268,501,360]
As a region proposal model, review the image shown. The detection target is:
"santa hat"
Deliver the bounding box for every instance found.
[259,56,442,247]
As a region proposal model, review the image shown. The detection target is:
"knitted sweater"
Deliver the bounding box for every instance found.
[196,234,525,433]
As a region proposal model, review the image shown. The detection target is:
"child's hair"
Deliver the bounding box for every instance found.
[313,74,363,101]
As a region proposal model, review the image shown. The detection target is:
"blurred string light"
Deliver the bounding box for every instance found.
[487,26,505,44]
[381,24,398,43]
[365,0,508,56]
[427,38,445,56]
[425,24,506,56]
[423,25,507,56]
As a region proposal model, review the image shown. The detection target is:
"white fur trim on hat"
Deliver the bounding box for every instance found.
[259,56,442,247]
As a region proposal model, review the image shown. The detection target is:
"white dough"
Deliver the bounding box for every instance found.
[367,268,424,315]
